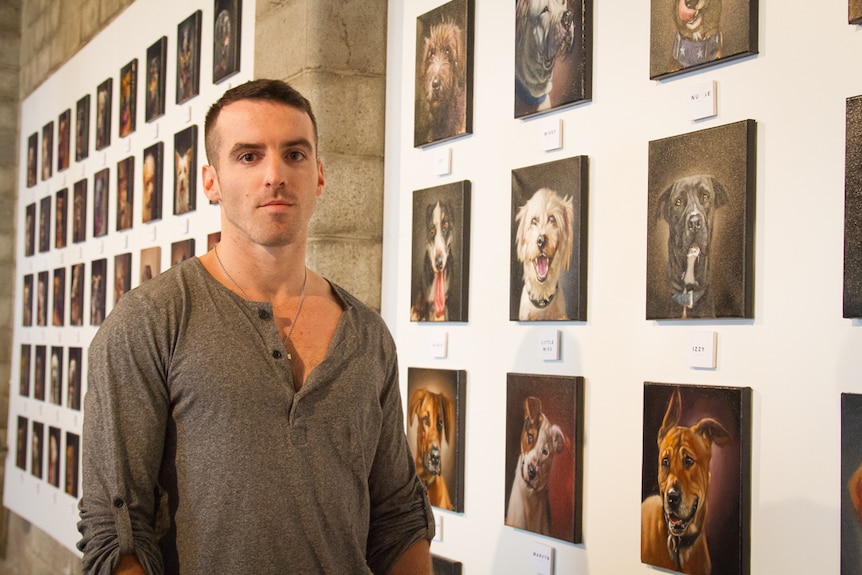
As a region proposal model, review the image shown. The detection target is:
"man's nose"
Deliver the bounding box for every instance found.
[263,155,286,188]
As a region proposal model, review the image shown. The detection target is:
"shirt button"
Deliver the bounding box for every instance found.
[272,350,282,359]
[259,309,271,320]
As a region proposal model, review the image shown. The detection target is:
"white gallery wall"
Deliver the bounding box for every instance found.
[383,1,862,574]
[6,0,254,553]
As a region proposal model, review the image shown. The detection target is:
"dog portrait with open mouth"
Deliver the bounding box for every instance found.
[511,156,588,321]
[410,181,471,322]
[641,383,751,575]
[505,373,583,543]
[649,0,758,79]
[514,0,592,118]
[647,120,755,320]
[406,368,466,512]
[413,0,473,147]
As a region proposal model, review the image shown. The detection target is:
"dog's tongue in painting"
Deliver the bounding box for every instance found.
[434,271,446,316]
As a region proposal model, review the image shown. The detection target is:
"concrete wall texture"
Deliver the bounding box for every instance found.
[1,0,387,572]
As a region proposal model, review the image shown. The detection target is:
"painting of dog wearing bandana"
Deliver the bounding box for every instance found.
[649,0,758,80]
[510,156,588,322]
[646,120,755,320]
[414,0,474,147]
[410,181,471,322]
[514,0,592,118]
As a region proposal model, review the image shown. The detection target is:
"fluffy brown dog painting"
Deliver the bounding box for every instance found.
[641,383,751,575]
[414,0,473,147]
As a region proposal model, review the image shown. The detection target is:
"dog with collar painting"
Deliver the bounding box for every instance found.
[672,0,722,69]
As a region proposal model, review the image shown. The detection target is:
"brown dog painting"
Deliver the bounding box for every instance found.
[414,0,473,147]
[407,368,466,512]
[641,383,750,575]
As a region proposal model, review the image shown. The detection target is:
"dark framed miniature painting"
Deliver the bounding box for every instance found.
[57,109,71,172]
[852,0,862,24]
[213,0,242,83]
[641,382,752,575]
[406,367,467,512]
[36,272,48,326]
[114,252,132,304]
[27,132,37,187]
[34,345,46,399]
[146,37,168,122]
[170,239,195,266]
[143,142,164,223]
[76,94,90,161]
[409,180,471,322]
[511,156,589,321]
[514,0,592,118]
[90,258,107,326]
[48,426,61,487]
[413,0,474,147]
[66,432,80,497]
[52,267,65,327]
[646,119,756,320]
[22,274,33,326]
[119,59,137,138]
[25,202,36,256]
[16,417,28,471]
[68,347,82,410]
[70,263,84,326]
[38,195,51,253]
[95,78,112,151]
[55,188,68,249]
[650,0,758,80]
[72,179,87,244]
[140,246,161,284]
[93,168,110,238]
[117,156,134,231]
[842,393,862,572]
[505,373,584,544]
[844,95,862,317]
[49,347,63,405]
[177,10,203,104]
[19,344,30,396]
[41,121,53,181]
[173,126,197,215]
[431,555,463,575]
[31,421,44,479]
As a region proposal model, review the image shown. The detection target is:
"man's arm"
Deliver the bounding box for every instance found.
[386,539,432,575]
[114,554,147,575]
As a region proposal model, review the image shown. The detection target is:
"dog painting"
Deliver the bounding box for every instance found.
[514,0,592,118]
[76,94,90,162]
[407,368,466,512]
[176,11,202,104]
[431,555,462,575]
[410,181,471,322]
[647,120,755,320]
[511,156,588,321]
[844,95,862,317]
[841,393,862,572]
[91,258,107,326]
[140,246,162,284]
[413,0,473,147]
[143,142,163,223]
[213,0,242,83]
[146,37,167,122]
[641,382,751,575]
[95,78,112,151]
[174,125,198,215]
[851,0,862,24]
[650,0,757,79]
[505,373,583,543]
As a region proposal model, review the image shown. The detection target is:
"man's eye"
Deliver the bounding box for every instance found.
[288,150,306,161]
[239,153,256,162]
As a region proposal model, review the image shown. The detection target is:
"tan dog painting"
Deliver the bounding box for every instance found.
[641,386,738,575]
[406,368,466,512]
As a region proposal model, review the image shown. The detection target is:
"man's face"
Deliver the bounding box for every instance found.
[203,100,324,249]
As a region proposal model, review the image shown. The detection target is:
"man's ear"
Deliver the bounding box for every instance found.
[316,159,325,198]
[202,164,220,205]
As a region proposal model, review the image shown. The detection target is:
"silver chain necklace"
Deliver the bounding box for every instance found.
[214,242,308,358]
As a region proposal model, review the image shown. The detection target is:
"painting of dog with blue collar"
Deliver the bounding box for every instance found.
[649,0,758,80]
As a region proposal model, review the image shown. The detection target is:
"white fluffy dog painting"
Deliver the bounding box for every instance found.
[511,156,588,321]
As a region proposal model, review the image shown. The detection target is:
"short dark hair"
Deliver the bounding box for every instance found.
[204,79,319,165]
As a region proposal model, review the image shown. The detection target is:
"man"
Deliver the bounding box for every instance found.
[78,79,434,574]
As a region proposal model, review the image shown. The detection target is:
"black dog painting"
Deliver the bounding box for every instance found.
[646,120,755,320]
[844,95,862,318]
[511,156,589,321]
[413,0,474,147]
[514,0,592,118]
[642,383,751,575]
[649,0,758,80]
[410,181,471,322]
